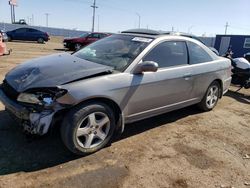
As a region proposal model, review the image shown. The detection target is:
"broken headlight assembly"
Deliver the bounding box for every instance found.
[17,88,68,107]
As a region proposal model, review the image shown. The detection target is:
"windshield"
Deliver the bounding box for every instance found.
[80,33,90,38]
[74,34,153,71]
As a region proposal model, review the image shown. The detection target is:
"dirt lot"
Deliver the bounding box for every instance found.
[0,38,249,188]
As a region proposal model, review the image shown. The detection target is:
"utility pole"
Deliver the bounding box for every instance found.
[10,3,13,23]
[97,15,100,32]
[12,5,15,23]
[9,0,17,24]
[45,13,49,27]
[32,14,34,25]
[91,0,98,32]
[225,22,229,35]
[136,13,141,28]
[171,26,174,32]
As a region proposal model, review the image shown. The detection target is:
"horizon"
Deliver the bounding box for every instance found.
[0,0,250,36]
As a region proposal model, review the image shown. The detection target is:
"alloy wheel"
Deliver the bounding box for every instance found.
[206,85,219,108]
[76,112,110,149]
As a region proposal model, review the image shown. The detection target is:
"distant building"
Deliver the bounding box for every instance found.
[214,35,250,57]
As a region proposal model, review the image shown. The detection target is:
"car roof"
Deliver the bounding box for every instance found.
[121,29,202,42]
[11,27,42,32]
[92,32,112,34]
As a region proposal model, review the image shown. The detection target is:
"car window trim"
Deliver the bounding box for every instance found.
[185,41,191,65]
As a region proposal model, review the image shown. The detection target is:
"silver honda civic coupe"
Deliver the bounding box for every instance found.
[0,29,231,155]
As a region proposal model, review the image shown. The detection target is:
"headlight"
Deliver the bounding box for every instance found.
[17,93,42,105]
[17,89,67,106]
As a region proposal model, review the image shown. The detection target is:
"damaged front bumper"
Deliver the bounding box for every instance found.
[0,88,60,135]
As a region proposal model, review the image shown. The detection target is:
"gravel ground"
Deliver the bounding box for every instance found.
[0,38,249,188]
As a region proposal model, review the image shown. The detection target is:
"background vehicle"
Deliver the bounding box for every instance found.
[231,58,250,90]
[0,29,231,155]
[245,52,250,62]
[6,28,50,43]
[63,32,111,51]
[224,51,250,90]
[13,19,28,25]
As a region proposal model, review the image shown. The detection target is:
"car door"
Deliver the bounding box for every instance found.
[27,28,37,41]
[13,28,27,40]
[126,41,195,121]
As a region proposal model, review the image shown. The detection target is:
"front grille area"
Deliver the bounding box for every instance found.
[2,80,20,100]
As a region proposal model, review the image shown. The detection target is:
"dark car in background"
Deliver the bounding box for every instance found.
[6,28,50,43]
[63,32,111,51]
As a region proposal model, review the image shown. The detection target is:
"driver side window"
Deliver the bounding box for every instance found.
[143,41,188,68]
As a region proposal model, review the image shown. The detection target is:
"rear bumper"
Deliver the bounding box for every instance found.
[223,77,232,95]
[0,87,29,120]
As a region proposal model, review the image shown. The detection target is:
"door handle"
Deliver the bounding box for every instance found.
[183,73,192,80]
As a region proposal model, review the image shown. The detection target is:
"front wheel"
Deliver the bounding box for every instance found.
[198,81,220,111]
[74,43,82,51]
[61,102,116,155]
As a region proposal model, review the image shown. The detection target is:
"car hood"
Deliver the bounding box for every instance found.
[5,53,113,92]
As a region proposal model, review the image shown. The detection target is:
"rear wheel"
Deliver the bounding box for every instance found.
[37,38,44,44]
[8,36,12,42]
[198,81,220,111]
[61,102,116,155]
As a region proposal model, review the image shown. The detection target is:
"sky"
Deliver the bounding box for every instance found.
[0,0,250,36]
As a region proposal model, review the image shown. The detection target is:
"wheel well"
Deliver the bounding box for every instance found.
[213,79,223,98]
[76,98,122,124]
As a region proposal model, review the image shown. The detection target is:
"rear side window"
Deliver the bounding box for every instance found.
[15,28,27,33]
[100,34,107,38]
[143,41,188,68]
[28,29,37,32]
[90,33,100,38]
[187,41,213,64]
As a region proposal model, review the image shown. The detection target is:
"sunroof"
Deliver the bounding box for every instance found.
[121,29,161,35]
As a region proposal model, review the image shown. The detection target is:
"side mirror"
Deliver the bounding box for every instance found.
[133,61,159,74]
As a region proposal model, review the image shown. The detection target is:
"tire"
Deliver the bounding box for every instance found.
[37,38,44,44]
[61,102,116,155]
[74,43,82,51]
[198,81,221,111]
[8,36,12,42]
